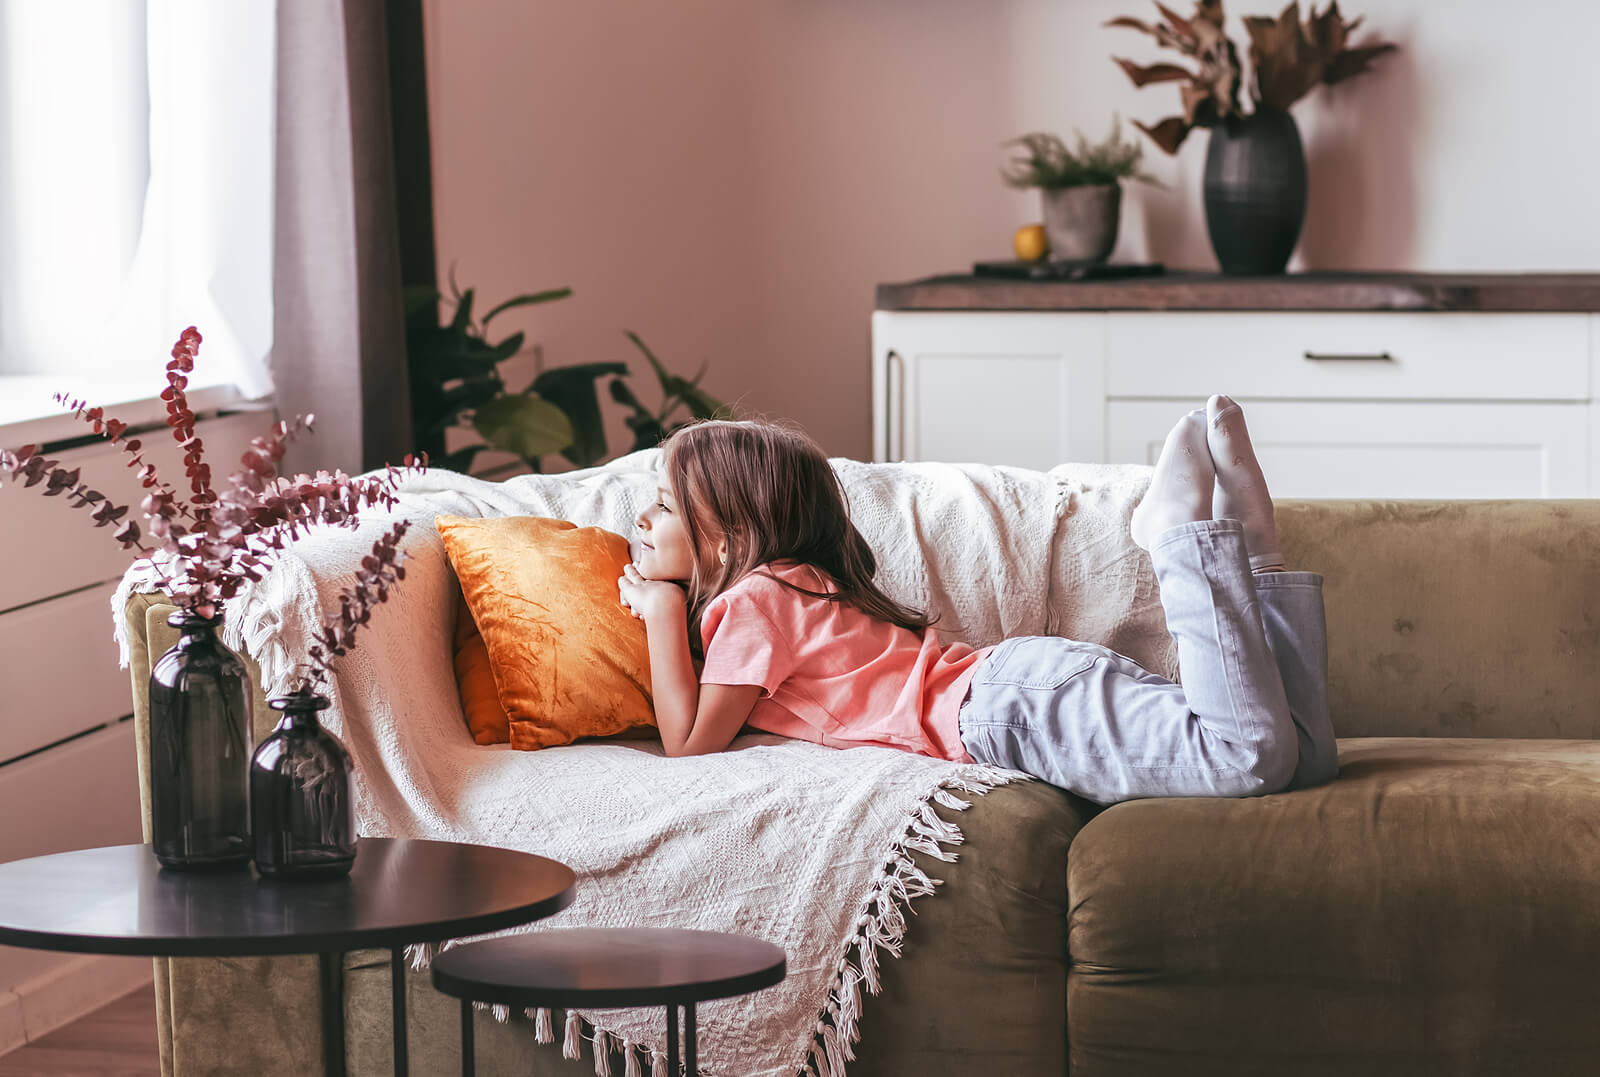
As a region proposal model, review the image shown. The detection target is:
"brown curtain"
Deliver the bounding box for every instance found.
[272,0,412,476]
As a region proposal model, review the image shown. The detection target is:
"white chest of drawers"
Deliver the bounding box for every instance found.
[872,274,1600,498]
[0,393,267,1042]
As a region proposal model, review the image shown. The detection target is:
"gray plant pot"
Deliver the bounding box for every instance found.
[1040,183,1121,264]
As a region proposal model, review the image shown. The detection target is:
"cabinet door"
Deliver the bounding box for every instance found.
[0,582,128,764]
[871,312,1104,469]
[0,721,143,866]
[1107,399,1589,498]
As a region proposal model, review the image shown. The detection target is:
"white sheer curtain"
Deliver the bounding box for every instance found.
[0,0,275,399]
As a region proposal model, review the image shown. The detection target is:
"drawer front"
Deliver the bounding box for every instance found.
[1105,313,1590,402]
[0,582,129,764]
[872,311,1106,466]
[1107,399,1589,498]
[0,409,270,611]
[0,721,143,866]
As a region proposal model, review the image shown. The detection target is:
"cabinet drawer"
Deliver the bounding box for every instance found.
[871,311,1105,467]
[0,408,270,611]
[0,721,143,866]
[0,582,129,764]
[1107,399,1589,498]
[1105,313,1590,402]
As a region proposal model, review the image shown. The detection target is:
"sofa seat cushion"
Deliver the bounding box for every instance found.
[1066,737,1600,1077]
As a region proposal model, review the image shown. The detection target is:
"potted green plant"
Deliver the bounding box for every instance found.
[1109,0,1396,273]
[405,281,727,475]
[1001,119,1155,265]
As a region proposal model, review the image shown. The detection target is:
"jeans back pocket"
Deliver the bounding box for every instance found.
[977,636,1099,692]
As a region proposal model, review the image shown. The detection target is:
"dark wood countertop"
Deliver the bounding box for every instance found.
[875,271,1600,313]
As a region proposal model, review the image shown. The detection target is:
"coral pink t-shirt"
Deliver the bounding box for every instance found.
[698,562,992,762]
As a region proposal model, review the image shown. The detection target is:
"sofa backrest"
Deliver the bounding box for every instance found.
[1276,500,1600,740]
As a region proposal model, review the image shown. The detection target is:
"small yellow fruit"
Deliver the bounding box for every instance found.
[1013,223,1050,262]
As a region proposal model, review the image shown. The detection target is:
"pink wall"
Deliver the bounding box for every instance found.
[424,0,1600,460]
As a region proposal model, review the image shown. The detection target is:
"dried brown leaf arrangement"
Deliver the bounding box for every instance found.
[1109,1,1396,154]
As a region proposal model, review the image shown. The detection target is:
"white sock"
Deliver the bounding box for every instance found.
[1130,409,1214,551]
[1206,394,1284,572]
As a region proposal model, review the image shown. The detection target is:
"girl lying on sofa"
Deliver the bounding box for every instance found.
[615,398,1339,805]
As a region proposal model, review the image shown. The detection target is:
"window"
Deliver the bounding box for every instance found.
[0,0,275,411]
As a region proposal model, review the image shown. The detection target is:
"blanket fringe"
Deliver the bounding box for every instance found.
[800,765,1026,1077]
[535,1006,555,1044]
[564,1009,584,1061]
[405,941,436,971]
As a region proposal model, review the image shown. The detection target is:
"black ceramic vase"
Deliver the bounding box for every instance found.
[250,690,357,878]
[148,610,254,870]
[1202,108,1308,275]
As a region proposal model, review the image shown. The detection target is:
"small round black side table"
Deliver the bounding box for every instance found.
[0,840,575,1077]
[431,927,787,1077]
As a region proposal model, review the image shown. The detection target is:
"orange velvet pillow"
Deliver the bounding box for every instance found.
[437,515,656,750]
[452,595,510,746]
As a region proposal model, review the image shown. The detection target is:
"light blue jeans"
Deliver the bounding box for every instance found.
[958,519,1339,805]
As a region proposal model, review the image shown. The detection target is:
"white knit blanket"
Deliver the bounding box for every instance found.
[113,452,1164,1077]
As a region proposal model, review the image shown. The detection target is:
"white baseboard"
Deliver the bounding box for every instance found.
[0,952,152,1056]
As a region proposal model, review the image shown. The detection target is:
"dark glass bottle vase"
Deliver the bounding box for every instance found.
[250,690,358,879]
[148,610,254,871]
[1202,107,1309,275]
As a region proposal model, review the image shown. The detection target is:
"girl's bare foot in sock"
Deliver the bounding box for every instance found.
[1131,409,1214,551]
[1206,394,1284,572]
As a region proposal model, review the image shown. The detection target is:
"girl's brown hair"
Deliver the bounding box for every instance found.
[661,420,932,640]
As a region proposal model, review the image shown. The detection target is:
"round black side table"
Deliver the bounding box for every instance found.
[430,927,787,1077]
[0,840,575,1076]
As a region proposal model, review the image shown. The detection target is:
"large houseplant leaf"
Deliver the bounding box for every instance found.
[609,379,667,454]
[481,288,574,327]
[624,331,729,426]
[529,362,628,468]
[471,395,574,463]
[407,326,516,382]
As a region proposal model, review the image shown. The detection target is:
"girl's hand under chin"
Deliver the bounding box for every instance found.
[618,562,686,624]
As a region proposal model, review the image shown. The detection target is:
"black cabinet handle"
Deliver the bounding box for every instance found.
[1303,350,1395,362]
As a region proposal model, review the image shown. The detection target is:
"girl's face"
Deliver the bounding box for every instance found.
[634,481,697,581]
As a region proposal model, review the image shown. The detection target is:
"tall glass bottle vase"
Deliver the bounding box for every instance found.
[250,690,358,878]
[148,610,254,870]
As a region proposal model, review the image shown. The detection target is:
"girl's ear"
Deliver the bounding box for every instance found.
[717,538,728,566]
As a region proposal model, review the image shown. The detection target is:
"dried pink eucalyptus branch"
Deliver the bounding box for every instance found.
[1,326,428,620]
[294,520,411,694]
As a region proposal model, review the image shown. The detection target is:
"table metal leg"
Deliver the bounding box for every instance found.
[685,1003,697,1074]
[391,948,408,1076]
[459,998,475,1077]
[666,1004,679,1076]
[319,951,346,1077]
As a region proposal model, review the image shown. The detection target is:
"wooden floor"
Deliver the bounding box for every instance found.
[0,984,159,1076]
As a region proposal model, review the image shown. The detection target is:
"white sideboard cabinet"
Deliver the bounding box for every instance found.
[872,274,1600,498]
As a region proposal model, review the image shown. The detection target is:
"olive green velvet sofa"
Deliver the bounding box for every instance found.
[121,500,1600,1076]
